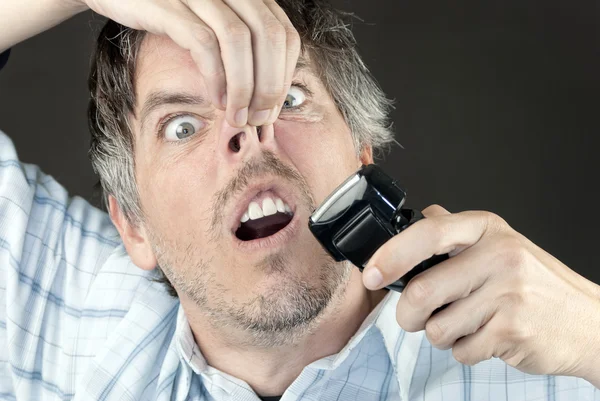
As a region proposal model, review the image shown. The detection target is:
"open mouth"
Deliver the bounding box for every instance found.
[235,193,295,241]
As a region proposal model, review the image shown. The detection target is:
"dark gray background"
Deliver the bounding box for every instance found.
[1,1,598,283]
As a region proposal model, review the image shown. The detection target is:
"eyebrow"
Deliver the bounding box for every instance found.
[138,56,311,133]
[296,54,309,71]
[139,91,209,134]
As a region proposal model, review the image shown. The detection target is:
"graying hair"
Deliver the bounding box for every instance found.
[89,25,145,224]
[87,0,396,296]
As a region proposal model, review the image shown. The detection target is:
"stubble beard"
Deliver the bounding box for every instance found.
[153,239,353,348]
[148,149,354,348]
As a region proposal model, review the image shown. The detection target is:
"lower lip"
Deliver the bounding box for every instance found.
[232,212,301,252]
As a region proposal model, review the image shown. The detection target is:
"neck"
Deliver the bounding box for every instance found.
[182,269,388,397]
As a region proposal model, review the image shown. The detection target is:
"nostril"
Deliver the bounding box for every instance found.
[257,126,262,141]
[229,132,244,152]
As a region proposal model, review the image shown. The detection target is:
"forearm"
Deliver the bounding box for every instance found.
[585,374,600,390]
[581,347,600,389]
[578,294,600,389]
[0,0,88,52]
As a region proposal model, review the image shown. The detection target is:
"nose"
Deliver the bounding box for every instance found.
[217,119,276,164]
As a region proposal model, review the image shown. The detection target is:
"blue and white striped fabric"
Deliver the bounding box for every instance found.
[0,129,598,400]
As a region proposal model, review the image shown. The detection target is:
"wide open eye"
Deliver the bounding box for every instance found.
[164,115,205,141]
[282,86,306,109]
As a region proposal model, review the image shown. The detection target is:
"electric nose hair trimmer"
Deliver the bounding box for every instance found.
[308,164,449,294]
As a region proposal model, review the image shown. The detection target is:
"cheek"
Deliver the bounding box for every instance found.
[275,118,361,204]
[137,150,214,233]
[277,110,356,163]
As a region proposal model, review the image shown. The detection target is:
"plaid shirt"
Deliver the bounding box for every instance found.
[0,130,598,400]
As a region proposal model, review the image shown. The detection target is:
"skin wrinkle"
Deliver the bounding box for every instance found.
[139,91,212,134]
[132,43,369,350]
[90,2,396,226]
[209,149,316,235]
[93,3,396,392]
[148,140,349,347]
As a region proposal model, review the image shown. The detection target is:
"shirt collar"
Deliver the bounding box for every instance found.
[174,289,424,400]
[374,290,425,401]
[175,305,208,375]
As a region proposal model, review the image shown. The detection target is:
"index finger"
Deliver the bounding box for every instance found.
[362,209,498,290]
[184,0,254,127]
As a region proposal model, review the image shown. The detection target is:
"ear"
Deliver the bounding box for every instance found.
[359,144,374,166]
[108,195,157,271]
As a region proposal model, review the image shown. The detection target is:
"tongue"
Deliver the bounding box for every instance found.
[236,213,293,241]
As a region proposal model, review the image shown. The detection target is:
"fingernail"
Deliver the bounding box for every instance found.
[221,94,227,109]
[267,105,280,124]
[250,109,271,126]
[234,107,248,127]
[363,266,383,289]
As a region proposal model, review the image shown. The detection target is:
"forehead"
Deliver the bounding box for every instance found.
[135,35,205,101]
[134,34,315,105]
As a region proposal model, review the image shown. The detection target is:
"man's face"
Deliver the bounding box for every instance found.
[128,35,370,344]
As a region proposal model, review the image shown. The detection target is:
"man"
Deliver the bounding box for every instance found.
[0,0,599,400]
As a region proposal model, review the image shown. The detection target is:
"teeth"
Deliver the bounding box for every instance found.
[262,198,277,216]
[248,202,264,220]
[275,198,285,213]
[240,196,294,223]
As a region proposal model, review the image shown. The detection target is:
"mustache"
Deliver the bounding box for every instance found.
[209,150,316,234]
